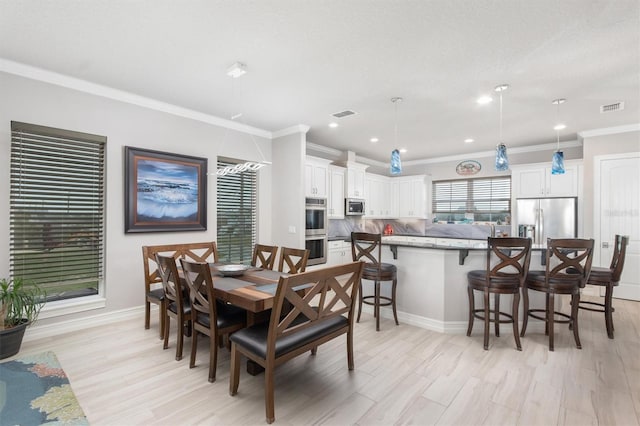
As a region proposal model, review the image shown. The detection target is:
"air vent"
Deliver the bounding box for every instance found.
[600,102,624,113]
[331,110,357,118]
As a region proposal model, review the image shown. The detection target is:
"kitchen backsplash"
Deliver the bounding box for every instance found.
[329,218,511,240]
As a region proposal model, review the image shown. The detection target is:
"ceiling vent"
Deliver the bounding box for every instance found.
[331,110,357,118]
[600,102,624,113]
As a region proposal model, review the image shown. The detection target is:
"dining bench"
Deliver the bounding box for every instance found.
[229,261,364,424]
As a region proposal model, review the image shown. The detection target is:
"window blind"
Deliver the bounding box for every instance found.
[433,177,511,214]
[10,121,106,301]
[216,158,257,263]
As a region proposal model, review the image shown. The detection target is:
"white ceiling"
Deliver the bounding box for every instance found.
[1,1,639,165]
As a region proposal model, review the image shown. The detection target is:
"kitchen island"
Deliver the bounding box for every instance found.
[353,236,547,333]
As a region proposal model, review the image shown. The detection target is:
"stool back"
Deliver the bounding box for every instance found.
[545,238,594,288]
[351,232,382,273]
[485,237,532,287]
[609,235,629,282]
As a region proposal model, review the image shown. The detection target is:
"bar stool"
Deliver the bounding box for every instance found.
[351,232,398,331]
[467,237,531,350]
[521,238,594,351]
[579,235,628,338]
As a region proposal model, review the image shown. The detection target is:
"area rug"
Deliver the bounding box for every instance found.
[0,351,88,425]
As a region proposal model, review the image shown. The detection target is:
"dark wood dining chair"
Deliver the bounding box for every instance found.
[521,238,594,351]
[351,232,398,331]
[229,262,364,424]
[277,247,310,274]
[180,259,246,382]
[252,244,279,270]
[579,234,628,338]
[156,253,193,361]
[142,242,219,338]
[467,237,532,350]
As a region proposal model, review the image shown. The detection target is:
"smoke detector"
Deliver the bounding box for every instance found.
[600,102,624,113]
[226,62,247,78]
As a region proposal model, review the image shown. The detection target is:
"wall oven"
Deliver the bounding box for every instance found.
[305,235,327,266]
[305,197,327,236]
[305,197,327,265]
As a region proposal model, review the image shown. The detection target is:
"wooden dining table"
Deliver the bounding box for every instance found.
[207,264,313,326]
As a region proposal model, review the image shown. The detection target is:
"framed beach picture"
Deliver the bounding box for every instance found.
[124,146,207,233]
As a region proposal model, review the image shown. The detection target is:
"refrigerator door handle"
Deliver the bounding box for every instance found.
[539,208,544,244]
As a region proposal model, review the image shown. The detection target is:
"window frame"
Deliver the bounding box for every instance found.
[432,176,511,222]
[9,121,107,316]
[216,157,258,264]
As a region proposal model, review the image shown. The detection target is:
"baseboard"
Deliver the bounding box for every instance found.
[23,306,145,342]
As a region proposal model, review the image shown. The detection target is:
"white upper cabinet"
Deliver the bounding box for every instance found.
[512,162,580,198]
[328,165,345,218]
[364,173,392,218]
[345,163,367,198]
[397,175,431,218]
[304,156,331,198]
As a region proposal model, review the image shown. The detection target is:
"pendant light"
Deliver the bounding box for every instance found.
[494,84,510,171]
[551,98,566,175]
[215,62,271,176]
[390,97,403,175]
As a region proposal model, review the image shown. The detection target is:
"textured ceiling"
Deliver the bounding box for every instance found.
[1,0,638,165]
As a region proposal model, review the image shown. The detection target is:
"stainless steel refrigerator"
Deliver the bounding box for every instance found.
[516,197,577,244]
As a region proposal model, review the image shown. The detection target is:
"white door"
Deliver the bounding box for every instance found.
[595,153,640,301]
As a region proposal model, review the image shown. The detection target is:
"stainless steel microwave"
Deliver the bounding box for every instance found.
[345,198,365,216]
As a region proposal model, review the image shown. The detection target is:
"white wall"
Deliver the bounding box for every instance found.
[0,71,277,325]
[271,130,307,249]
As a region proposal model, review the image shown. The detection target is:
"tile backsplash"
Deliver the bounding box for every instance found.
[328,218,511,240]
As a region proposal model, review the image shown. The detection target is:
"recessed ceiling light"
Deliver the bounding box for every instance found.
[476,95,493,105]
[370,137,379,143]
[328,122,338,128]
[464,138,474,143]
[399,148,407,153]
[553,123,566,131]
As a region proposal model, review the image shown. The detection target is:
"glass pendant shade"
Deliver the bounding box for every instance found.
[390,149,402,175]
[551,151,565,174]
[495,143,509,171]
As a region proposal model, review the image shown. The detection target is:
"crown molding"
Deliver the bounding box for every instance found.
[306,141,343,157]
[578,123,640,139]
[0,58,272,139]
[272,124,310,138]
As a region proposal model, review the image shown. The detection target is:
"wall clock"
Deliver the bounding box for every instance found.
[456,160,481,176]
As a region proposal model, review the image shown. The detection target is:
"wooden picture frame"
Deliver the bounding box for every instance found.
[124,146,207,233]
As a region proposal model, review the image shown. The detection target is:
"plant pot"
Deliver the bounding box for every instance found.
[0,319,29,359]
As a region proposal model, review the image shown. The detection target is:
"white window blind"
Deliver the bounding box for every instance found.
[216,158,257,263]
[10,121,106,302]
[433,177,511,214]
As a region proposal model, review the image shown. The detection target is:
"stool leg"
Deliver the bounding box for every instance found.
[467,286,475,337]
[391,278,399,326]
[521,288,529,337]
[375,281,381,332]
[512,290,522,351]
[494,293,500,337]
[605,283,615,339]
[356,280,363,323]
[483,289,490,350]
[572,293,582,349]
[548,293,555,351]
[544,294,550,336]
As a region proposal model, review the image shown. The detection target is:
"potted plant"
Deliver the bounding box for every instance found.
[0,278,45,359]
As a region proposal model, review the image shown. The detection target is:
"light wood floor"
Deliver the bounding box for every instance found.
[17,295,640,425]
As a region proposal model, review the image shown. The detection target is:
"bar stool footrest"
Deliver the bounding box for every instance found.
[527,308,572,324]
[472,309,515,324]
[361,295,393,307]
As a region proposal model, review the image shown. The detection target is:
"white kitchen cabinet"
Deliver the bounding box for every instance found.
[328,165,345,218]
[512,162,580,198]
[365,173,394,218]
[327,240,351,266]
[397,175,431,218]
[345,163,367,198]
[304,156,331,198]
